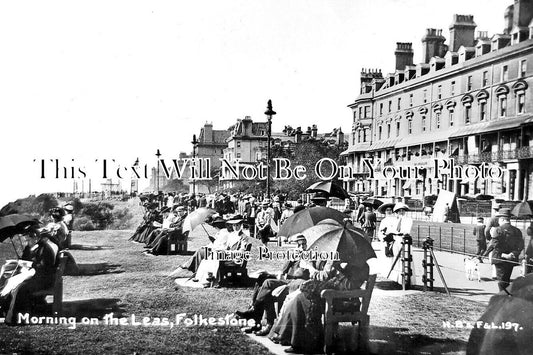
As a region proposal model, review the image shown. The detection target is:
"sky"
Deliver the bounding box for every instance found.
[0,0,506,207]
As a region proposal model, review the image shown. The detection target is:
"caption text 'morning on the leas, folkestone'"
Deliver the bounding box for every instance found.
[16,312,255,330]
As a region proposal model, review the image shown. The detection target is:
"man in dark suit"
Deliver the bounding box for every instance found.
[484,208,524,291]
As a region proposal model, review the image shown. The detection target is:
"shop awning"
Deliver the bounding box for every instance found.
[450,116,528,138]
[396,130,453,148]
[368,138,403,151]
[340,142,371,156]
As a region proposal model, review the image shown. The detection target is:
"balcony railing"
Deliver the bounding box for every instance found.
[451,149,519,164]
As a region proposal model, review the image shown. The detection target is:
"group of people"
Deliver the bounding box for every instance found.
[129,197,189,256]
[0,203,75,324]
[233,232,377,353]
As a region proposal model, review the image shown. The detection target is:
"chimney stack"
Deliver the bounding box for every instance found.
[449,15,477,52]
[504,4,515,34]
[394,42,414,71]
[421,29,446,63]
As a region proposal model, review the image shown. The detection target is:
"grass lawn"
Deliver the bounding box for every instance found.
[0,225,488,354]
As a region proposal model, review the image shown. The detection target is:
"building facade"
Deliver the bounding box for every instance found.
[343,1,533,202]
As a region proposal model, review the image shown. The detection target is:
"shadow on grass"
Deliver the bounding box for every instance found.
[62,298,126,319]
[366,325,467,354]
[68,244,114,251]
[74,263,125,276]
[375,280,403,290]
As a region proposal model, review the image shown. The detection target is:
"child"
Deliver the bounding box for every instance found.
[473,217,486,262]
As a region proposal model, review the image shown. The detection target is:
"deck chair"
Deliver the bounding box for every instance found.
[219,243,253,284]
[320,274,377,354]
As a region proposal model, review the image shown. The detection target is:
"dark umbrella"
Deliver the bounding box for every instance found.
[300,219,376,264]
[512,201,533,219]
[0,214,40,242]
[278,206,347,238]
[361,198,383,210]
[306,181,350,200]
[467,274,533,355]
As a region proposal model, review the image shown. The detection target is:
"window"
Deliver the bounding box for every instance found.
[449,111,454,127]
[236,153,241,158]
[480,102,487,121]
[451,81,455,96]
[357,130,361,143]
[499,96,507,117]
[436,112,441,129]
[364,106,370,118]
[467,76,472,91]
[379,103,383,116]
[409,93,413,107]
[237,141,241,148]
[363,129,368,142]
[502,65,508,82]
[465,106,471,124]
[396,121,400,136]
[408,119,412,134]
[387,124,391,138]
[423,89,427,103]
[378,126,382,140]
[353,111,357,122]
[388,101,392,113]
[520,60,527,78]
[437,85,442,99]
[260,130,265,135]
[359,107,362,118]
[352,135,356,145]
[397,98,401,110]
[421,116,426,132]
[482,71,488,87]
[517,92,526,114]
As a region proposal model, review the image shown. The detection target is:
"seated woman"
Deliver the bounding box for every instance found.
[194,215,249,287]
[46,207,69,250]
[170,216,230,277]
[269,239,377,353]
[0,227,58,325]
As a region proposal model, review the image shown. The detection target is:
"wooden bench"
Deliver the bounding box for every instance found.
[320,274,377,354]
[32,252,69,315]
[167,231,188,255]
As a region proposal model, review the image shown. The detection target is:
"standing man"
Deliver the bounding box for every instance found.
[256,200,274,246]
[484,208,524,291]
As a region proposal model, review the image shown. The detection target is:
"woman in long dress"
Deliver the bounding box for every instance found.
[387,202,416,286]
[377,202,397,274]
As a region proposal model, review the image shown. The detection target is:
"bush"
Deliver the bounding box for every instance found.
[79,202,115,229]
[73,216,96,231]
[110,207,135,230]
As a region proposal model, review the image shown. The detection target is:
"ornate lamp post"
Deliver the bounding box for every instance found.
[265,99,276,199]
[191,134,199,195]
[155,149,161,192]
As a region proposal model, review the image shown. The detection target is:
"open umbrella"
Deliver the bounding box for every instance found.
[300,219,376,264]
[306,181,350,200]
[182,208,217,233]
[512,201,533,219]
[361,198,383,210]
[475,193,494,201]
[0,214,40,242]
[278,206,347,239]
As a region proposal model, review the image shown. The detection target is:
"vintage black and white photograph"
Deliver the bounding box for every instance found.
[1,0,532,354]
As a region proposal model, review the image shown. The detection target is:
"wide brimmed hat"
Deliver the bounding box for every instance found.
[63,204,74,212]
[209,216,227,227]
[174,205,186,212]
[49,207,65,218]
[284,202,293,208]
[160,206,171,214]
[495,208,512,218]
[493,203,501,210]
[262,199,271,206]
[393,202,410,212]
[226,214,244,224]
[378,202,395,214]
